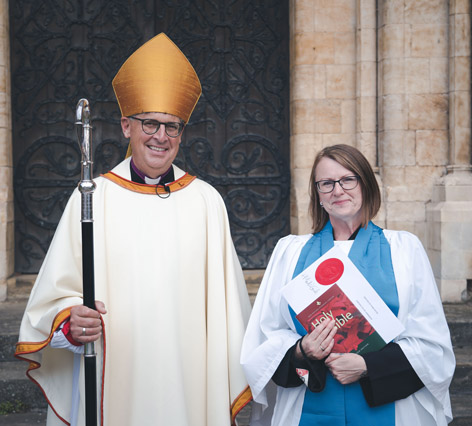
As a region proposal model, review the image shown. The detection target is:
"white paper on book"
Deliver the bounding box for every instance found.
[281,245,405,345]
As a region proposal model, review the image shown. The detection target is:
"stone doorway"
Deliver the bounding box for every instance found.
[10,0,290,272]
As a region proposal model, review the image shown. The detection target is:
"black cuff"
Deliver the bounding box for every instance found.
[272,340,305,388]
[272,337,327,392]
[360,342,424,407]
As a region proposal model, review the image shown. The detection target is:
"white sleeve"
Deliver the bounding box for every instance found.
[241,235,311,401]
[386,230,454,423]
[50,327,84,354]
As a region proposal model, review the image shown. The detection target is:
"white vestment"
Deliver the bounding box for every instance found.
[241,231,455,426]
[16,158,252,426]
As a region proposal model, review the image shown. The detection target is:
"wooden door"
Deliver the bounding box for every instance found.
[10,0,290,272]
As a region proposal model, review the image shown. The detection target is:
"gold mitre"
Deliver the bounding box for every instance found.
[112,33,202,123]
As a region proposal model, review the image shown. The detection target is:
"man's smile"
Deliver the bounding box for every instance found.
[148,145,167,152]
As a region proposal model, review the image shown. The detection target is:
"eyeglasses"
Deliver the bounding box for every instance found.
[315,176,360,193]
[128,116,184,138]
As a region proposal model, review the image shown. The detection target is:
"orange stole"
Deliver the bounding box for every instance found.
[101,171,196,194]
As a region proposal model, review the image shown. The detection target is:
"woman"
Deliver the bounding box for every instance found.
[241,144,455,426]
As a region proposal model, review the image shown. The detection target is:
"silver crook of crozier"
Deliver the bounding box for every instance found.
[75,98,96,222]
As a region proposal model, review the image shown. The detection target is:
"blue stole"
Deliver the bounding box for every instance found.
[290,221,399,426]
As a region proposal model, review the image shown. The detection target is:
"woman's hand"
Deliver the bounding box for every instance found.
[325,353,367,384]
[295,319,337,361]
[69,301,107,343]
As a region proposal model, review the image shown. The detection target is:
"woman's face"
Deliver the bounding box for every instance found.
[315,157,363,227]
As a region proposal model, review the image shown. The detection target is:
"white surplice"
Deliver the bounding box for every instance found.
[241,231,455,426]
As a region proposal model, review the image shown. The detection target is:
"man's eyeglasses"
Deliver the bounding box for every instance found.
[128,116,184,138]
[315,176,360,193]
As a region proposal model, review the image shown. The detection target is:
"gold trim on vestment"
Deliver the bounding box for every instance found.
[231,385,253,425]
[101,171,196,195]
[15,308,107,426]
[15,308,72,357]
[15,308,72,425]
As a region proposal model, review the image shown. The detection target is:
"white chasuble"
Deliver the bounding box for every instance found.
[16,158,252,426]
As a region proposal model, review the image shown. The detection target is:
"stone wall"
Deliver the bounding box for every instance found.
[378,0,449,243]
[290,0,472,301]
[0,0,12,301]
[290,0,363,233]
[426,0,472,302]
[1,0,471,302]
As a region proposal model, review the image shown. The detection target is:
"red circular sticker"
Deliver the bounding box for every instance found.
[315,258,344,285]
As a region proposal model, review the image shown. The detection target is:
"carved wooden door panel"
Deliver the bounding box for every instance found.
[11,0,290,272]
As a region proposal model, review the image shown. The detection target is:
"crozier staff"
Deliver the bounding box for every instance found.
[16,33,252,426]
[76,98,99,426]
[241,144,455,426]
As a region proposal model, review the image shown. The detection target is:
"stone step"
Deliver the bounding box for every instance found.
[444,303,472,348]
[450,347,472,396]
[450,393,472,426]
[0,300,28,362]
[0,411,47,426]
[0,362,47,412]
[6,275,36,302]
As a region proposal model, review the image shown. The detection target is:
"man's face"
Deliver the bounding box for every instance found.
[121,112,183,179]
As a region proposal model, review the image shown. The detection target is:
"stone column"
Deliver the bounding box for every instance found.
[356,0,377,166]
[378,1,449,242]
[356,0,385,226]
[0,0,13,301]
[290,0,357,234]
[426,0,472,302]
[289,0,318,234]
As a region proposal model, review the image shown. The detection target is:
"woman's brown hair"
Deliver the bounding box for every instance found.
[309,144,381,233]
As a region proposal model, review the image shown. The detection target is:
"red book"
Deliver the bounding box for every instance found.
[282,246,405,354]
[295,283,386,354]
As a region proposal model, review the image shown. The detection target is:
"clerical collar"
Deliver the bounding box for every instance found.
[130,159,174,185]
[349,227,361,240]
[332,226,361,241]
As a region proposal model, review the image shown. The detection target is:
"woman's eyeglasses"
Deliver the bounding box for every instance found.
[315,176,360,193]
